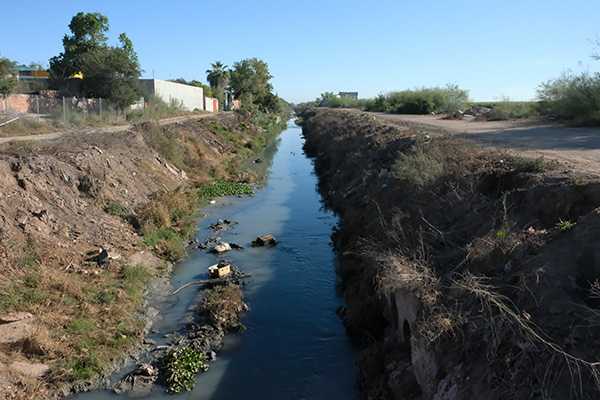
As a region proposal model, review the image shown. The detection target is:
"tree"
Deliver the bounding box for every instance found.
[79,47,143,112]
[206,61,230,91]
[0,57,18,97]
[228,58,278,112]
[206,61,229,107]
[49,12,110,84]
[118,33,138,62]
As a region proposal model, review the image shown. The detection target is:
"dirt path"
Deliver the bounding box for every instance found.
[0,113,212,145]
[366,112,600,177]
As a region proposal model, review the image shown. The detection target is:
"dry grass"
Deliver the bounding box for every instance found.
[202,285,247,330]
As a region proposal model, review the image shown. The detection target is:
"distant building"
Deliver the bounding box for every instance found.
[339,92,358,100]
[12,67,49,81]
[139,79,204,111]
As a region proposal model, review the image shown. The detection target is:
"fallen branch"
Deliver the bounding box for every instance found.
[172,280,210,294]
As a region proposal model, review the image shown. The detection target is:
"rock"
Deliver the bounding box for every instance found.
[0,312,33,324]
[208,219,238,234]
[8,361,49,378]
[0,313,35,344]
[229,243,244,250]
[97,249,110,267]
[113,364,158,396]
[143,338,156,345]
[252,235,278,247]
[210,242,231,253]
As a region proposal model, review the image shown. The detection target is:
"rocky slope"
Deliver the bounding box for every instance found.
[300,108,600,400]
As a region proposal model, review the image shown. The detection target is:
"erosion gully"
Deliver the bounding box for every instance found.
[75,121,359,399]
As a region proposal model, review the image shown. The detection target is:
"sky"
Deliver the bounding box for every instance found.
[1,0,599,104]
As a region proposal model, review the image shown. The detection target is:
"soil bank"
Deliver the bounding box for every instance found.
[299,108,600,400]
[0,111,281,398]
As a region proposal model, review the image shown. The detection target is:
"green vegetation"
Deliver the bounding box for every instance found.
[206,61,229,107]
[556,218,576,231]
[197,179,253,199]
[488,99,539,120]
[48,12,143,112]
[538,69,600,125]
[136,191,200,262]
[0,57,18,96]
[509,156,557,173]
[164,347,209,393]
[229,58,286,114]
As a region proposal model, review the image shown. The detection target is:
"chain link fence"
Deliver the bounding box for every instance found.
[0,94,138,126]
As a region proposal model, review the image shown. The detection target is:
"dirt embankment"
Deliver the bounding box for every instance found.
[300,108,600,400]
[0,111,269,398]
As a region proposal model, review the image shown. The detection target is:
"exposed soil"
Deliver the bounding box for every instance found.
[364,111,600,177]
[0,111,269,398]
[299,108,600,400]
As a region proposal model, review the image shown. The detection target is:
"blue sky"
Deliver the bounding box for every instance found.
[2,0,599,103]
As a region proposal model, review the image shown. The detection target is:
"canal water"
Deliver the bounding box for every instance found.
[76,121,359,399]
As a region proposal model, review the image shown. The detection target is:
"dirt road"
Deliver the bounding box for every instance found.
[367,112,600,177]
[0,113,211,145]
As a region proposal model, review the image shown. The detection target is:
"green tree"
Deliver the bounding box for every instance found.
[48,12,110,85]
[0,57,18,96]
[79,47,144,112]
[206,61,229,107]
[229,58,279,112]
[118,33,138,62]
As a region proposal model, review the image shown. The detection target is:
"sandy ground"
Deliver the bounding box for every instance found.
[368,112,600,177]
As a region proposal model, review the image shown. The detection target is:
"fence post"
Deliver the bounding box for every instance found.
[36,95,40,122]
[63,96,66,121]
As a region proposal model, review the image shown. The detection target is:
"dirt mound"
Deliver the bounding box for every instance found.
[300,108,600,400]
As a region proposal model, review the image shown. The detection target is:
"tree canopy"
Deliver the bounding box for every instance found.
[79,47,143,112]
[0,58,18,97]
[229,58,278,112]
[49,12,110,83]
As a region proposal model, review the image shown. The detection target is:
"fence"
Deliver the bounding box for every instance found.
[0,94,129,124]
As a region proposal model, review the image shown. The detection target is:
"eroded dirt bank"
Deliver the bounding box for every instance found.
[0,111,275,398]
[299,108,600,399]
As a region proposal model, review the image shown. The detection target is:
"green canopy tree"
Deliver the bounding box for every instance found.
[0,58,18,97]
[49,12,110,84]
[228,58,279,112]
[79,47,143,112]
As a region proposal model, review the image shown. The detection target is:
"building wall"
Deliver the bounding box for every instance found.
[140,79,204,111]
[204,97,219,112]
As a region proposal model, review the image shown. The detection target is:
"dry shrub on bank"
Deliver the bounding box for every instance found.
[202,285,247,330]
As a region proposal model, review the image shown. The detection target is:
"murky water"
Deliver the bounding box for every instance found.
[75,121,359,399]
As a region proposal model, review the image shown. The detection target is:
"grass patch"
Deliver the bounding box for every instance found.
[196,179,253,199]
[509,156,557,173]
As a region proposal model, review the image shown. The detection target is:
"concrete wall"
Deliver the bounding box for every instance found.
[140,79,204,111]
[204,97,218,112]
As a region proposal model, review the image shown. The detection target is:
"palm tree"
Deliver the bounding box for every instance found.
[205,61,230,91]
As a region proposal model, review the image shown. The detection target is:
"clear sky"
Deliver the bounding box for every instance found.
[1,0,599,104]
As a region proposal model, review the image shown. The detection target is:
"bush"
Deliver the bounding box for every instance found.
[363,84,469,114]
[537,69,600,124]
[489,101,538,120]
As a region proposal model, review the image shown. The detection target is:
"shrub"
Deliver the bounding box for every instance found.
[202,285,246,329]
[362,84,469,114]
[537,69,600,124]
[510,156,557,173]
[489,101,538,120]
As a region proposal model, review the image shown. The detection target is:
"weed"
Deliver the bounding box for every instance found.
[66,318,95,335]
[202,285,246,329]
[196,179,253,199]
[164,347,209,393]
[510,156,557,173]
[556,218,576,231]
